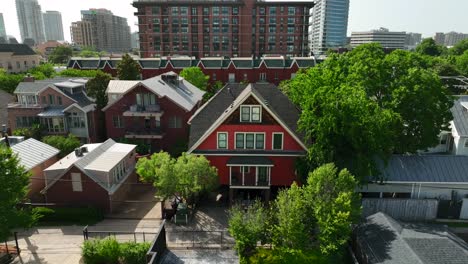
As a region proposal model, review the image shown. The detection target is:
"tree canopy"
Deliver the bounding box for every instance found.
[116,54,141,80]
[179,67,209,91]
[283,43,453,179]
[136,152,218,202]
[48,45,73,64]
[0,145,35,241]
[42,134,81,158]
[416,38,446,57]
[58,69,100,78]
[450,39,468,56]
[86,71,112,110]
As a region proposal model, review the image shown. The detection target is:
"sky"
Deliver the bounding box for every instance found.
[0,0,467,43]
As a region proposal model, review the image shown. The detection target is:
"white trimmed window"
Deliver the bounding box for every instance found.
[240,105,261,123]
[464,138,468,148]
[272,133,284,150]
[71,173,83,192]
[168,116,182,128]
[217,132,228,149]
[235,133,265,150]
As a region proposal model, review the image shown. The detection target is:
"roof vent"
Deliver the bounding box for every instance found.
[75,148,83,157]
[81,147,88,153]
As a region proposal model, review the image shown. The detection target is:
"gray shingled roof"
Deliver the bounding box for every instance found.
[0,44,36,55]
[377,155,468,183]
[15,82,53,94]
[200,59,223,68]
[139,60,161,69]
[451,96,468,136]
[11,138,59,170]
[355,212,468,264]
[170,59,192,68]
[232,59,253,68]
[188,83,303,149]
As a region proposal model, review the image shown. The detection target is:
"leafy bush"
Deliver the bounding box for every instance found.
[58,69,100,78]
[12,124,43,140]
[42,134,81,157]
[248,248,330,264]
[82,238,120,264]
[120,242,150,264]
[81,238,150,264]
[33,206,103,225]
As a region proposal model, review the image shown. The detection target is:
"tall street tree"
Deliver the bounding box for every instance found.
[48,45,73,64]
[136,152,218,203]
[117,54,141,80]
[284,43,453,179]
[415,38,446,57]
[179,67,209,91]
[0,145,35,242]
[87,71,112,110]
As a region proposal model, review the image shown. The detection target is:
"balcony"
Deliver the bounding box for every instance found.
[229,166,271,189]
[125,128,165,139]
[8,103,43,109]
[123,104,164,118]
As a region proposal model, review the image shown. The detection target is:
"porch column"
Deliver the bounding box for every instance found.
[242,166,245,186]
[255,166,258,186]
[229,166,232,185]
[268,167,271,186]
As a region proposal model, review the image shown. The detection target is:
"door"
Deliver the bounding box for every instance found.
[228,73,235,83]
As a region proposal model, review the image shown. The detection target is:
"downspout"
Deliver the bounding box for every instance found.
[417,184,422,199]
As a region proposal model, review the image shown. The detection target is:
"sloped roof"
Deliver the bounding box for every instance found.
[377,155,468,183]
[262,59,285,68]
[11,138,59,170]
[0,44,36,55]
[295,58,316,68]
[44,139,136,192]
[78,60,100,69]
[15,82,53,94]
[139,60,161,69]
[188,83,304,150]
[232,59,253,68]
[200,59,223,68]
[104,72,205,112]
[356,212,468,264]
[170,59,192,68]
[451,96,468,136]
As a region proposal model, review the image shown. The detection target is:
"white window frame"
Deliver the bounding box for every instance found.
[259,72,266,81]
[71,173,83,192]
[234,132,266,150]
[240,105,262,123]
[464,138,468,148]
[272,132,284,150]
[217,132,228,149]
[242,166,250,173]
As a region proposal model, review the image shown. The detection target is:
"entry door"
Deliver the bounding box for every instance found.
[228,73,235,83]
[257,167,268,186]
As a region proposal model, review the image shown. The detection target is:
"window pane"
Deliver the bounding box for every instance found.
[218,133,227,148]
[256,134,264,149]
[241,106,250,121]
[246,134,254,149]
[236,134,244,148]
[273,134,283,149]
[251,106,261,121]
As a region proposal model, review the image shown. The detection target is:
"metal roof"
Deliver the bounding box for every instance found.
[377,155,468,183]
[355,212,468,264]
[11,138,59,170]
[227,156,273,166]
[107,80,140,94]
[451,96,468,136]
[37,108,65,117]
[0,44,36,55]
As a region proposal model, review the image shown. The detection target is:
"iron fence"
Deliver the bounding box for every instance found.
[83,226,157,243]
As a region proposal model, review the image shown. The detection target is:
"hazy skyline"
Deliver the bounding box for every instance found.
[0,0,467,43]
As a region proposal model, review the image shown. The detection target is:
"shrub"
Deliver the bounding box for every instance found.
[248,248,329,264]
[82,238,120,264]
[42,134,81,157]
[120,242,151,264]
[33,206,103,225]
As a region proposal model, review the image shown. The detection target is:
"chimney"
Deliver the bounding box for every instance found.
[23,73,35,83]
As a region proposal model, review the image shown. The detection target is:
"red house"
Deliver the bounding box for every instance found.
[103,72,205,153]
[187,83,307,202]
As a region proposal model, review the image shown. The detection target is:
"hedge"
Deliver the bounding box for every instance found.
[33,206,103,225]
[82,238,150,264]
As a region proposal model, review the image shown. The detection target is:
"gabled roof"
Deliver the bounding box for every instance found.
[103,72,205,112]
[11,138,59,170]
[231,58,254,69]
[356,212,468,264]
[43,139,136,193]
[0,44,36,55]
[451,96,468,137]
[376,155,468,183]
[139,59,161,69]
[187,83,306,152]
[199,58,224,69]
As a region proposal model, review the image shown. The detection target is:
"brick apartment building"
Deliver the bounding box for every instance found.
[132,0,314,58]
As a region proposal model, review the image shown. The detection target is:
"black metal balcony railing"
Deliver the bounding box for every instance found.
[230,172,269,187]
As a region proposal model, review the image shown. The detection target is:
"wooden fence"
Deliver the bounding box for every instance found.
[362,198,439,221]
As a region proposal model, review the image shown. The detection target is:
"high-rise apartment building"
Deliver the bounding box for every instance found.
[16,0,46,44]
[350,28,406,50]
[43,11,64,41]
[0,13,6,40]
[434,33,445,45]
[309,0,350,56]
[434,32,468,47]
[70,21,94,47]
[132,0,314,58]
[71,9,131,53]
[404,32,422,50]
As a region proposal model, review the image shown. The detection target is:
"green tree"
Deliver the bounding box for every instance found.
[415,38,445,56]
[48,45,73,64]
[180,67,209,91]
[228,200,269,258]
[58,69,100,78]
[305,163,361,255]
[272,183,315,250]
[450,39,468,56]
[136,152,218,203]
[28,63,55,78]
[42,134,81,158]
[456,50,468,76]
[0,70,25,93]
[116,54,141,80]
[13,123,43,140]
[0,145,35,241]
[284,43,453,179]
[87,71,112,110]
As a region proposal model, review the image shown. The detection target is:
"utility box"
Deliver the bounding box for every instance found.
[174,203,188,225]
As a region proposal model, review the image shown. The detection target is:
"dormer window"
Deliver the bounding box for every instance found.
[240,105,261,123]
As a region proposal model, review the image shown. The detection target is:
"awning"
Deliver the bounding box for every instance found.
[38,108,65,117]
[227,156,274,167]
